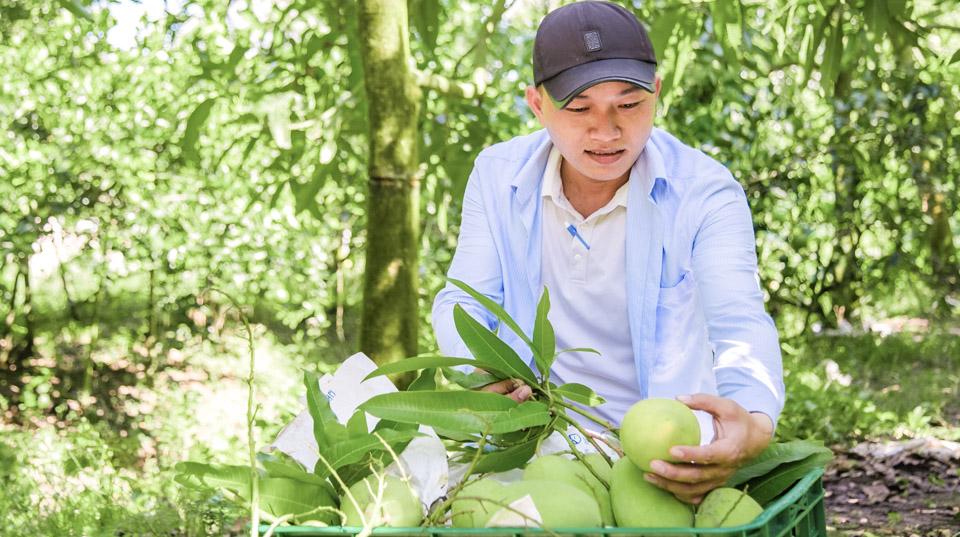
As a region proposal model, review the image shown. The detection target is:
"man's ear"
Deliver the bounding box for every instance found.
[654,76,662,98]
[525,85,545,124]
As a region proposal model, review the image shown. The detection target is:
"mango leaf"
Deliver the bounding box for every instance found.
[224,44,246,74]
[408,367,438,391]
[448,278,533,348]
[359,391,517,433]
[181,98,217,164]
[442,367,498,390]
[304,372,347,451]
[531,287,555,378]
[411,0,441,54]
[743,450,834,505]
[649,7,683,62]
[173,461,256,495]
[864,0,889,38]
[259,457,331,488]
[346,409,368,437]
[488,401,551,434]
[820,22,844,97]
[318,430,421,473]
[553,383,605,407]
[364,355,477,380]
[57,0,93,21]
[728,440,832,487]
[258,477,338,523]
[470,438,539,474]
[556,347,601,356]
[453,304,538,386]
[803,16,829,84]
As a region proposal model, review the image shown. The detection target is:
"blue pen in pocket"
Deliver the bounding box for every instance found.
[565,222,591,250]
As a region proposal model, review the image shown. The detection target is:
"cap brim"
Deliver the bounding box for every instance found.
[542,58,656,108]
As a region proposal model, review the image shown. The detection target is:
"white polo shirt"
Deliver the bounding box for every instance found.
[540,146,639,426]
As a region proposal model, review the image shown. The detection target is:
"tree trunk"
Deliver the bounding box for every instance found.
[356,0,422,375]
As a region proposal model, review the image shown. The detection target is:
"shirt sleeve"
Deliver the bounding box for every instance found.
[690,174,786,428]
[431,164,505,360]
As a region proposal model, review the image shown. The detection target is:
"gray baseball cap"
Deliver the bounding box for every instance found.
[533,1,657,108]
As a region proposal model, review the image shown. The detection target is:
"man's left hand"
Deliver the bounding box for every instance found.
[643,394,774,505]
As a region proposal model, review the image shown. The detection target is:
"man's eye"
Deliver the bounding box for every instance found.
[567,106,588,113]
[620,102,640,109]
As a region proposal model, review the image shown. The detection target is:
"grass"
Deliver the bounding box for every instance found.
[0,310,957,535]
[777,330,960,445]
[0,314,336,536]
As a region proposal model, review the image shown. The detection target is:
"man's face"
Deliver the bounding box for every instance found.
[525,79,661,186]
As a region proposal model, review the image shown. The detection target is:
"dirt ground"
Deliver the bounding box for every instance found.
[824,437,960,536]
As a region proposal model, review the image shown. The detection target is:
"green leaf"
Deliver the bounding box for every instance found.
[173,461,255,495]
[531,287,555,378]
[470,438,539,474]
[346,409,368,437]
[649,7,683,62]
[556,347,601,356]
[304,372,347,451]
[448,278,533,348]
[181,98,217,164]
[258,477,338,523]
[57,0,93,21]
[224,45,246,74]
[951,48,960,66]
[453,304,538,386]
[743,451,834,505]
[408,367,438,391]
[319,430,420,472]
[442,368,498,390]
[727,440,833,487]
[363,355,477,381]
[258,453,335,492]
[864,0,889,37]
[359,391,517,434]
[803,16,829,84]
[552,383,605,407]
[411,0,441,53]
[488,401,551,434]
[711,0,742,52]
[820,22,843,96]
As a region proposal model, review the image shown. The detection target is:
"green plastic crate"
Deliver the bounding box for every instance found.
[261,467,826,537]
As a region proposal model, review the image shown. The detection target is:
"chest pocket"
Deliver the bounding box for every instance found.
[649,270,713,392]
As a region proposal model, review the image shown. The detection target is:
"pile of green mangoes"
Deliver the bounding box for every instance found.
[341,398,763,529]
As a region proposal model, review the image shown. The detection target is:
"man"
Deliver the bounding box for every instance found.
[431,1,784,504]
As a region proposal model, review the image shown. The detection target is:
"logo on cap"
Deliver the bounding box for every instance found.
[583,30,602,52]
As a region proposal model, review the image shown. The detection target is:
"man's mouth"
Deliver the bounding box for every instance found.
[585,149,625,163]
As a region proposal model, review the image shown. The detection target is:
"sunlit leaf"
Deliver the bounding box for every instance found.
[532,287,555,378]
[470,438,539,474]
[728,440,832,487]
[453,304,538,386]
[448,278,533,348]
[553,383,605,407]
[364,355,477,380]
[359,391,517,433]
[181,98,217,164]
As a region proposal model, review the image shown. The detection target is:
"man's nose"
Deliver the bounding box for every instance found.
[590,112,620,142]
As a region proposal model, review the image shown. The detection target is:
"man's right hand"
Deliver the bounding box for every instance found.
[480,378,532,403]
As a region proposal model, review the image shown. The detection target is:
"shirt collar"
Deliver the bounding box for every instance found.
[541,145,632,211]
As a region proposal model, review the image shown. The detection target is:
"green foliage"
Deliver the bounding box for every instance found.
[0,0,958,532]
[777,332,960,443]
[727,440,833,505]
